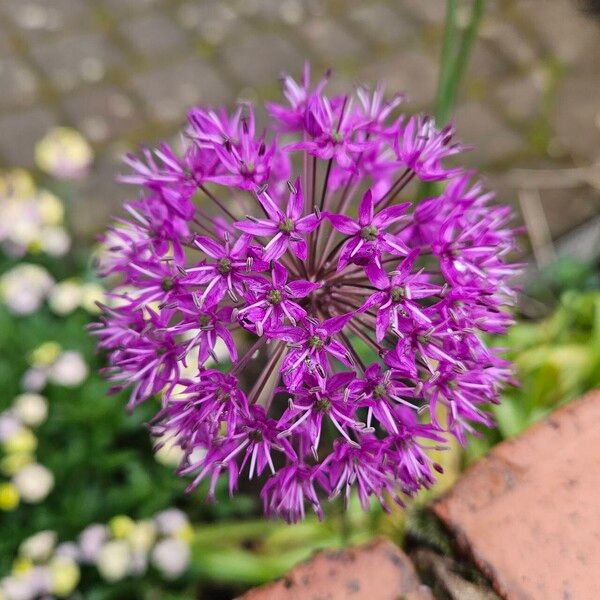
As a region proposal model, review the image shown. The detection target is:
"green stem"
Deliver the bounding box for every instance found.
[435,0,459,125]
[419,0,487,201]
[444,0,487,122]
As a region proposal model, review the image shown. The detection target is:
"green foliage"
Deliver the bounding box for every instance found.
[465,289,600,463]
[0,252,249,598]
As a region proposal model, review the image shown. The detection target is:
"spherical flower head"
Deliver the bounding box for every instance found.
[95,65,519,522]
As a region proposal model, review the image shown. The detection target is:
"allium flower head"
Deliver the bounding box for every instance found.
[93,64,519,522]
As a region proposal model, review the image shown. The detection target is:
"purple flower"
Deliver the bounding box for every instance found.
[327,189,410,270]
[95,65,520,521]
[360,250,442,341]
[395,115,464,181]
[187,233,265,307]
[278,372,362,453]
[234,178,320,261]
[266,62,330,132]
[261,461,327,523]
[286,94,366,169]
[324,437,401,511]
[237,263,319,334]
[278,313,353,389]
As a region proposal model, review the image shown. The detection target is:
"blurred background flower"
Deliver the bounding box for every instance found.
[35,127,93,181]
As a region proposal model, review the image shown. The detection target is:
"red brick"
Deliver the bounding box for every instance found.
[238,538,433,600]
[433,390,600,600]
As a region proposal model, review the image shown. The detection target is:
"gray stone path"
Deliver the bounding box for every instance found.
[0,0,598,242]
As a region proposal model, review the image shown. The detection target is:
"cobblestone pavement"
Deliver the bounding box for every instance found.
[0,0,599,242]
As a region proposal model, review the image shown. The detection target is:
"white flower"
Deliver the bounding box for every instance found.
[25,567,52,597]
[0,414,22,444]
[39,226,70,257]
[78,524,109,563]
[48,281,82,315]
[20,369,47,393]
[154,509,189,536]
[1,575,35,600]
[127,520,156,553]
[96,540,130,582]
[37,190,64,226]
[80,282,105,313]
[19,531,56,562]
[54,542,80,562]
[129,552,148,577]
[154,437,184,467]
[48,352,88,387]
[48,556,80,597]
[13,463,54,503]
[35,127,93,180]
[0,264,54,315]
[150,538,190,580]
[12,394,48,428]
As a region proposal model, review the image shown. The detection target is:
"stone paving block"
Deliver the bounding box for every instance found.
[0,106,57,167]
[553,73,600,160]
[220,32,303,86]
[453,102,523,165]
[467,42,513,82]
[175,0,238,45]
[300,18,366,63]
[238,538,434,600]
[100,0,164,17]
[237,0,305,24]
[494,76,543,122]
[0,15,14,54]
[0,0,92,34]
[0,57,39,109]
[401,0,445,24]
[118,11,190,59]
[433,389,600,600]
[28,32,126,91]
[361,51,439,108]
[480,21,537,69]
[348,3,418,45]
[61,85,143,144]
[519,0,600,73]
[130,57,230,124]
[72,153,129,238]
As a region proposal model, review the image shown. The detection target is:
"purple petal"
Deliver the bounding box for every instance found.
[328,371,355,391]
[289,238,308,260]
[372,202,411,227]
[365,263,390,288]
[376,308,391,342]
[263,234,289,261]
[272,262,288,287]
[287,280,320,298]
[195,236,226,258]
[231,233,252,257]
[323,313,352,334]
[326,213,360,234]
[336,238,357,271]
[295,213,320,233]
[358,189,374,225]
[381,233,409,256]
[287,177,304,219]
[396,248,420,275]
[358,292,386,313]
[326,339,352,366]
[234,220,278,236]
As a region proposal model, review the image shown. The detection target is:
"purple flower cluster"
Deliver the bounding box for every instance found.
[93,65,519,523]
